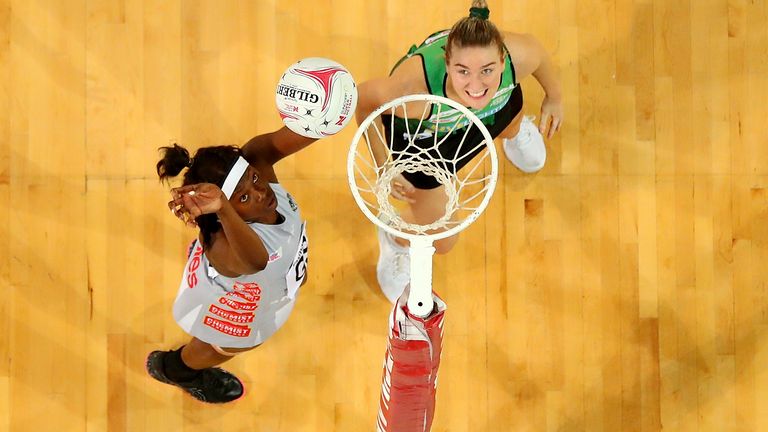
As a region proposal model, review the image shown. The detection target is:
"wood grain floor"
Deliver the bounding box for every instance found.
[2,1,767,431]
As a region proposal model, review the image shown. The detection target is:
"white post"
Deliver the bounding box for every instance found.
[407,236,436,318]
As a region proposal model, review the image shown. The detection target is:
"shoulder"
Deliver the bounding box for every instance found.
[503,31,537,46]
[502,32,546,78]
[390,56,430,93]
[503,32,543,57]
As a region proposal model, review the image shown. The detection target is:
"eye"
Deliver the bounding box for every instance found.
[456,69,469,75]
[482,68,494,75]
[252,173,259,184]
[239,194,249,203]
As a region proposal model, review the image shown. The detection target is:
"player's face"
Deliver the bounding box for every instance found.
[446,44,504,109]
[230,166,279,224]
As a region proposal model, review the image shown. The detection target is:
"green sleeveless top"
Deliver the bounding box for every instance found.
[391,30,517,136]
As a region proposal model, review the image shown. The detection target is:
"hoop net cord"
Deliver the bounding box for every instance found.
[354,98,496,236]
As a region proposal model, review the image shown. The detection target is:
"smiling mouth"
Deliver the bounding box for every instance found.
[466,89,488,98]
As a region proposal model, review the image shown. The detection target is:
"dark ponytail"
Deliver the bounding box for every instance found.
[156,143,192,181]
[156,144,243,248]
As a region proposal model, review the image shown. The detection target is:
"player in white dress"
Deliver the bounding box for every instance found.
[146,127,315,403]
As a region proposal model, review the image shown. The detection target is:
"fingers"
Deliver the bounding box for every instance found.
[549,117,562,139]
[167,194,199,228]
[538,112,563,139]
[391,181,416,203]
[168,200,183,221]
[390,189,415,203]
[181,194,204,219]
[168,200,197,227]
[538,113,550,136]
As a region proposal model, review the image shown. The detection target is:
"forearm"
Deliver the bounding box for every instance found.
[355,86,377,125]
[242,128,317,166]
[216,202,268,272]
[531,52,562,100]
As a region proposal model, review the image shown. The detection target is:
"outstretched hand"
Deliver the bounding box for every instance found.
[390,173,416,203]
[538,94,564,139]
[168,183,226,227]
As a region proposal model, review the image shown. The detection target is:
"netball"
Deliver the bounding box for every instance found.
[275,57,357,139]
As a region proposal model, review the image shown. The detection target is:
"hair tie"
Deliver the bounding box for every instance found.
[469,7,490,20]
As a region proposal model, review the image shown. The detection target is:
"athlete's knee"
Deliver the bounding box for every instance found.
[434,234,459,254]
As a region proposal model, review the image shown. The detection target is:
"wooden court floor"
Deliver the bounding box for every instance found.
[2,1,767,431]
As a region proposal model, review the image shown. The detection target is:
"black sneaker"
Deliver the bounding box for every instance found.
[145,350,244,403]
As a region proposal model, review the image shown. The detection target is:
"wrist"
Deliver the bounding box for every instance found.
[215,196,236,218]
[544,88,562,101]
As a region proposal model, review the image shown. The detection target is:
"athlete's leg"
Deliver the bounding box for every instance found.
[499,109,524,139]
[181,337,258,369]
[393,185,459,255]
[377,184,459,302]
[146,338,255,403]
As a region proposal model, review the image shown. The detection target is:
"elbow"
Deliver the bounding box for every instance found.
[244,259,268,275]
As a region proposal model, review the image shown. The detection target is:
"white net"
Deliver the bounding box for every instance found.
[349,94,498,238]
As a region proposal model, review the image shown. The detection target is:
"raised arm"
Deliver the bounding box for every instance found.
[355,57,425,173]
[504,33,560,98]
[240,126,317,183]
[171,183,270,275]
[504,32,563,137]
[241,126,317,167]
[355,56,423,124]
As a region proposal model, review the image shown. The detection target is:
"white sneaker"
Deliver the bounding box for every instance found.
[503,115,546,173]
[376,226,410,303]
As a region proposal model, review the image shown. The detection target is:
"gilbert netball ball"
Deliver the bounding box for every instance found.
[275,57,358,139]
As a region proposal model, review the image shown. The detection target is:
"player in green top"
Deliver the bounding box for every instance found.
[355,0,564,302]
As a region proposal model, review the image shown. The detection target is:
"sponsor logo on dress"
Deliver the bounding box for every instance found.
[186,244,204,288]
[425,84,516,134]
[203,316,251,337]
[234,281,261,292]
[423,30,450,46]
[208,305,255,324]
[226,290,261,303]
[218,297,258,311]
[286,193,298,211]
[268,248,283,263]
[402,131,434,141]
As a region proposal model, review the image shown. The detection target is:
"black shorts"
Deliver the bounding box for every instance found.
[382,84,523,189]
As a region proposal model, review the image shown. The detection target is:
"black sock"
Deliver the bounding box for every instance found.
[163,346,201,382]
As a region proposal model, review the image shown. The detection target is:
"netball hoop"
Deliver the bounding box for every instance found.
[347,93,498,317]
[347,94,498,432]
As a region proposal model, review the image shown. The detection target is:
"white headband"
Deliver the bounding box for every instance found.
[221,156,250,199]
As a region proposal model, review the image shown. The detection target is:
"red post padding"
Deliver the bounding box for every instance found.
[377,292,446,432]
